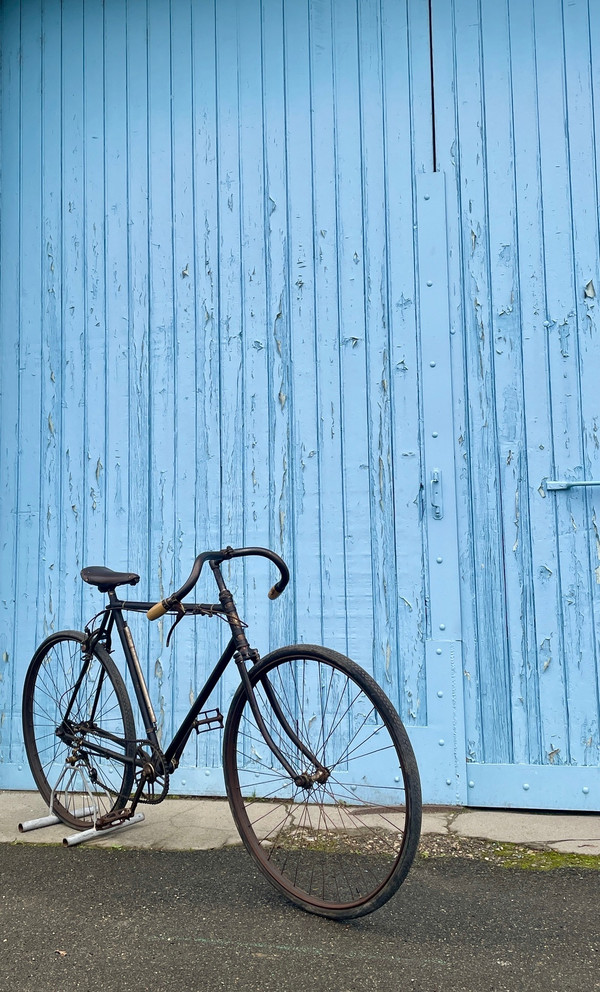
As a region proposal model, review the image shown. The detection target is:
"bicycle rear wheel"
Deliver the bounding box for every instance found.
[22,631,136,830]
[223,645,421,919]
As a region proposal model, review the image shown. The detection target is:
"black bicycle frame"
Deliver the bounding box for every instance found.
[98,594,236,773]
[87,560,325,781]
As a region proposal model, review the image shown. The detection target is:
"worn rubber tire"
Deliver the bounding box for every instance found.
[224,644,421,919]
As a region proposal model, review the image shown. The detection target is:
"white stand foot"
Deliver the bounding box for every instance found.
[63,812,146,847]
[18,806,95,833]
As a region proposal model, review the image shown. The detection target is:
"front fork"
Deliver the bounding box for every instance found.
[233,650,328,788]
[211,563,329,788]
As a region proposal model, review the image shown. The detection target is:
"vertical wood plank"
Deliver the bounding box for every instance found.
[309,0,345,654]
[478,0,539,764]
[146,0,176,741]
[13,0,44,757]
[358,0,400,698]
[191,0,221,558]
[451,0,513,764]
[188,0,225,775]
[237,0,271,652]
[104,0,130,577]
[560,0,600,767]
[385,0,428,722]
[532,0,585,766]
[407,0,436,174]
[168,0,196,745]
[59,0,86,625]
[123,0,153,732]
[0,1,23,756]
[261,0,296,652]
[504,0,549,765]
[215,0,244,556]
[331,0,373,671]
[125,0,151,592]
[38,0,63,640]
[430,0,480,759]
[82,0,107,620]
[284,0,322,645]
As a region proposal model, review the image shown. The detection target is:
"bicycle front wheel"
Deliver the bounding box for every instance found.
[22,631,136,830]
[223,645,421,919]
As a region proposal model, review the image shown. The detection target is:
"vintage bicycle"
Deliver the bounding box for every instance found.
[22,545,421,919]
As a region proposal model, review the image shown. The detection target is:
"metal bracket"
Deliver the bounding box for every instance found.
[430,469,443,519]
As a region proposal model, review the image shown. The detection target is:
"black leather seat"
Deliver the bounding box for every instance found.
[81,566,141,593]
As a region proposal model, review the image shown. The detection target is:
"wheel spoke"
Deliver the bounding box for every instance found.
[23,634,136,830]
[225,646,421,919]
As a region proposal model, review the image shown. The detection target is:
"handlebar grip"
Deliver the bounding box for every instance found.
[268,585,281,600]
[147,600,168,621]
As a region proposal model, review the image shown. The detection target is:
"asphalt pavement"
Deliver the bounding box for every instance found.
[1,843,599,992]
[1,792,599,992]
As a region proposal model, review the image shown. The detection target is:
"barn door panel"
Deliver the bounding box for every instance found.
[0,0,465,802]
[433,0,600,809]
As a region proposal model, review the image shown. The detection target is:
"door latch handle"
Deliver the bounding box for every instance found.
[430,469,443,519]
[544,479,600,492]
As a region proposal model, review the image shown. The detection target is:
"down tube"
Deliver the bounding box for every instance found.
[164,638,237,768]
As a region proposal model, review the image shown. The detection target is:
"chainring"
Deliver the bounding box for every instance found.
[134,740,170,804]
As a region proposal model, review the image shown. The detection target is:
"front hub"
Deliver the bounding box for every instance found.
[294,767,330,790]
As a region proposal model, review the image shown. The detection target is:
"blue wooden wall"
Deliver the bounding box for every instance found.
[2,0,599,809]
[0,0,465,802]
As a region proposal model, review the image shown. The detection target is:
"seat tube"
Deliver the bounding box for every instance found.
[111,597,158,736]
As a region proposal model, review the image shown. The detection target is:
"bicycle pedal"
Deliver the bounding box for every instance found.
[192,708,224,734]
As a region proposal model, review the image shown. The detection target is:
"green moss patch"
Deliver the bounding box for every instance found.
[491,843,600,871]
[418,833,600,870]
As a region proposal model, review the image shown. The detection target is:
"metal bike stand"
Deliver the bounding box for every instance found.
[19,807,146,845]
[18,760,146,846]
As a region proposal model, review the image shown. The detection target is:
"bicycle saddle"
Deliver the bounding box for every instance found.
[80,566,141,593]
